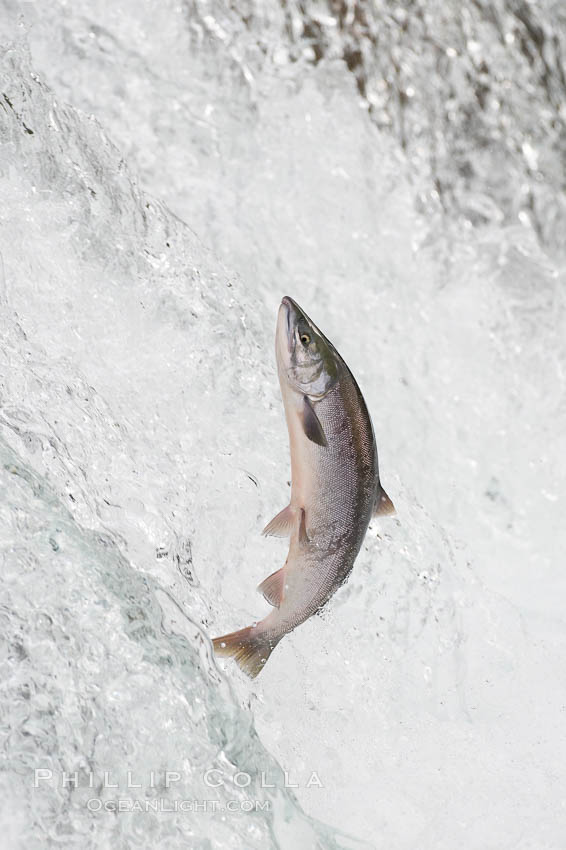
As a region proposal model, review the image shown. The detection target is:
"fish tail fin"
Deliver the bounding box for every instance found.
[212,625,281,678]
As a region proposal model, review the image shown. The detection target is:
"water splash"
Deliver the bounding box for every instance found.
[1,5,566,849]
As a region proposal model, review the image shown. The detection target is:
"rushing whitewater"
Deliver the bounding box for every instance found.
[1,2,566,849]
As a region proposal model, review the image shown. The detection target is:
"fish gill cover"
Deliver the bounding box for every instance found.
[0,2,565,849]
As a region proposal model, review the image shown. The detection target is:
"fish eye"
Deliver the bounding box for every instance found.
[300,333,311,346]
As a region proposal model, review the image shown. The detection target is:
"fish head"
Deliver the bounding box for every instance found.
[276,296,340,398]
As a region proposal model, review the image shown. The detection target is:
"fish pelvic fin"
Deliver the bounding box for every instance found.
[262,505,296,537]
[212,626,281,678]
[373,484,395,516]
[257,567,286,607]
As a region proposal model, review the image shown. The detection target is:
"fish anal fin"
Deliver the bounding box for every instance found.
[257,567,286,607]
[373,484,395,516]
[212,626,281,678]
[300,396,327,447]
[262,505,296,537]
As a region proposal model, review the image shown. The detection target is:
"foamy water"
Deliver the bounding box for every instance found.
[1,2,565,848]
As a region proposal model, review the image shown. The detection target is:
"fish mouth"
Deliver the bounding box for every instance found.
[281,295,300,313]
[278,296,301,354]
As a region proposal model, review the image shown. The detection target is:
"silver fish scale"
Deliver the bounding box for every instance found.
[212,299,387,675]
[270,370,378,636]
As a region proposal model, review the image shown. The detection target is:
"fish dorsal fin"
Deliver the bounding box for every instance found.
[300,395,327,447]
[262,505,296,537]
[373,484,395,516]
[257,567,286,607]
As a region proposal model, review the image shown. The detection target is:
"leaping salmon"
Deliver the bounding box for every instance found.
[212,296,394,677]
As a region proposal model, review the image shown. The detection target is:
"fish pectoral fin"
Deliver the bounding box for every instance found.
[262,505,296,537]
[300,395,327,447]
[373,484,395,516]
[257,567,286,607]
